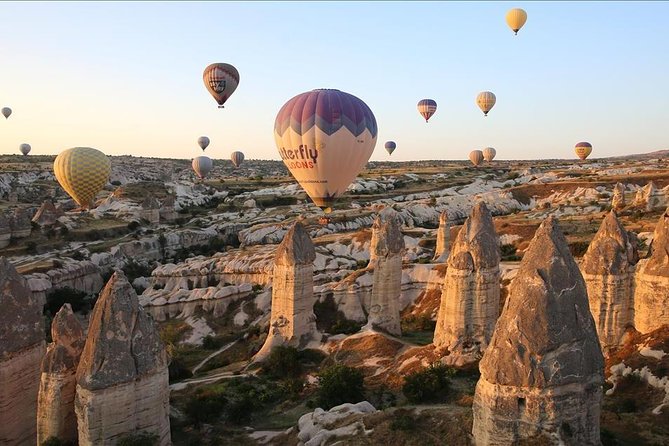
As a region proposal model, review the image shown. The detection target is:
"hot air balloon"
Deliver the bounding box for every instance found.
[483,147,496,162]
[19,143,31,156]
[203,63,239,108]
[230,151,245,168]
[192,156,213,179]
[53,147,111,209]
[417,99,437,123]
[385,141,396,155]
[575,142,592,160]
[1,107,11,119]
[469,150,484,167]
[198,136,210,151]
[274,89,378,213]
[476,91,496,116]
[506,8,527,35]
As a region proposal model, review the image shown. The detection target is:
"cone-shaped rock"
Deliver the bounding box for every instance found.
[581,211,636,352]
[634,209,669,333]
[368,209,405,336]
[611,183,626,211]
[255,222,319,360]
[472,217,604,445]
[433,210,450,263]
[32,200,62,227]
[433,202,500,364]
[634,181,662,211]
[37,304,85,444]
[75,272,171,445]
[0,257,45,445]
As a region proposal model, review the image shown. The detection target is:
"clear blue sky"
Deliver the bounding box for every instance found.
[0,1,667,161]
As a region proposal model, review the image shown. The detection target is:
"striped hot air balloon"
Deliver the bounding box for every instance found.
[230,151,245,168]
[417,99,437,123]
[53,147,111,208]
[506,8,528,35]
[469,150,484,167]
[192,156,213,179]
[385,141,396,155]
[274,88,378,213]
[575,142,593,160]
[483,147,496,162]
[203,63,239,108]
[19,143,31,156]
[1,107,11,119]
[476,91,496,116]
[198,136,210,151]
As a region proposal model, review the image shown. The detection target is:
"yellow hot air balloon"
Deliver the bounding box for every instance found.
[469,150,484,167]
[574,142,592,160]
[53,147,111,209]
[476,91,496,116]
[506,8,527,35]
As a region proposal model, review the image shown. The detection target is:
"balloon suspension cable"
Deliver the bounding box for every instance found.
[218,105,225,109]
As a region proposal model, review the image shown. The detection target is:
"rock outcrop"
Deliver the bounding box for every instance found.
[140,196,160,225]
[159,195,177,223]
[367,209,404,336]
[634,181,663,211]
[634,209,669,333]
[433,202,500,364]
[0,214,11,249]
[75,272,171,445]
[255,222,319,360]
[0,257,46,445]
[611,183,626,211]
[32,199,62,227]
[433,210,450,263]
[9,207,32,239]
[472,217,604,445]
[37,304,85,444]
[26,260,104,307]
[581,211,637,352]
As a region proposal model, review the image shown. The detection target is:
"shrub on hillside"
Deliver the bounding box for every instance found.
[402,362,455,404]
[261,345,302,379]
[117,432,159,446]
[316,364,365,409]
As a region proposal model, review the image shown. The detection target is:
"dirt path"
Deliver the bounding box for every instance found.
[191,340,239,375]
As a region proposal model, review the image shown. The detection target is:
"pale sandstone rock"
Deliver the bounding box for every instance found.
[634,181,664,211]
[581,211,637,352]
[433,202,500,364]
[140,196,161,225]
[26,260,104,307]
[159,195,177,223]
[634,208,669,333]
[0,257,46,445]
[611,183,626,211]
[75,272,171,445]
[255,222,319,360]
[32,199,62,227]
[37,304,85,444]
[0,214,10,249]
[367,209,404,336]
[433,210,450,263]
[9,207,32,239]
[472,217,604,446]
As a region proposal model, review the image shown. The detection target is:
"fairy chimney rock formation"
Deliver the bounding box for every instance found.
[611,183,626,211]
[32,200,62,227]
[0,257,46,445]
[472,217,604,445]
[37,304,85,445]
[634,181,662,211]
[581,211,637,352]
[634,209,669,333]
[433,210,451,263]
[255,222,319,360]
[367,209,405,336]
[140,196,161,225]
[75,272,171,446]
[433,202,500,364]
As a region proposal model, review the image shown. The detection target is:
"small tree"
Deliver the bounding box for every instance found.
[262,345,302,379]
[402,362,455,404]
[316,364,365,409]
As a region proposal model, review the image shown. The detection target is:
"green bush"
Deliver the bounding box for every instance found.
[401,315,436,332]
[202,335,226,350]
[261,345,302,379]
[122,259,154,283]
[317,364,365,409]
[314,294,363,335]
[41,437,76,446]
[390,409,417,431]
[184,390,227,425]
[117,432,159,446]
[402,363,455,404]
[500,243,521,261]
[44,287,89,315]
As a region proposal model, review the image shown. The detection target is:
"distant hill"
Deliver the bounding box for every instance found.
[604,149,669,161]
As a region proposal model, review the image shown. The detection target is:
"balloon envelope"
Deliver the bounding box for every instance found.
[198,136,210,151]
[417,99,437,122]
[53,147,111,208]
[506,8,528,35]
[274,89,378,211]
[469,150,484,167]
[230,151,245,168]
[476,91,496,116]
[19,143,31,156]
[203,63,239,108]
[192,156,213,179]
[483,147,496,162]
[575,142,592,160]
[1,107,11,119]
[385,141,396,155]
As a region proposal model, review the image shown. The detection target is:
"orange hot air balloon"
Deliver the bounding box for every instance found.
[203,63,239,108]
[574,142,592,160]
